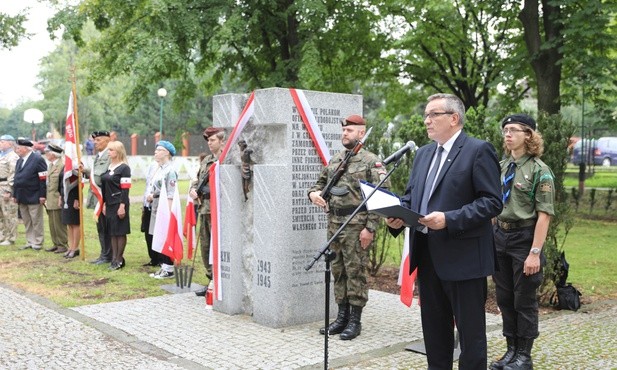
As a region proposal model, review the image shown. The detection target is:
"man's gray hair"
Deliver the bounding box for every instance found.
[427,94,466,126]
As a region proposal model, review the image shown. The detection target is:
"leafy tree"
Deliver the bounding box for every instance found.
[0,11,29,50]
[519,0,617,116]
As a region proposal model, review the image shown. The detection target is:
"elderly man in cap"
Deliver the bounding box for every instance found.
[43,144,68,253]
[308,114,385,340]
[490,114,554,370]
[0,135,20,246]
[190,127,226,296]
[13,138,48,250]
[83,130,112,264]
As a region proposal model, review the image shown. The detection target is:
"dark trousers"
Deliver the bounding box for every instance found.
[416,233,488,370]
[97,217,112,261]
[141,207,158,264]
[493,226,543,339]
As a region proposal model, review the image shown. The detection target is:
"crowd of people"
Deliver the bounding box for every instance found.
[1,93,554,369]
[0,129,221,294]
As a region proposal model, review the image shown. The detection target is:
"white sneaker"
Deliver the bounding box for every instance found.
[149,268,163,278]
[153,270,174,279]
[0,241,13,246]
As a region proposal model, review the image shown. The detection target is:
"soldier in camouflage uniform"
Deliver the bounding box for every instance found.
[190,127,226,297]
[491,114,555,370]
[0,135,19,246]
[308,114,386,340]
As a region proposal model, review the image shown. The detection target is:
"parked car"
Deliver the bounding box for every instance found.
[571,137,617,167]
[593,137,617,167]
[571,138,596,165]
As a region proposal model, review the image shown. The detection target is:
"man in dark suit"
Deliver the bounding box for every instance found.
[12,138,48,250]
[387,94,502,369]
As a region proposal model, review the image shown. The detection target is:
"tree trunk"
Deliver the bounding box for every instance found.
[519,0,563,115]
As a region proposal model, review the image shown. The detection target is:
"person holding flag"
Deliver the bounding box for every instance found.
[189,127,225,296]
[83,131,112,264]
[43,144,68,254]
[101,141,131,270]
[147,140,178,279]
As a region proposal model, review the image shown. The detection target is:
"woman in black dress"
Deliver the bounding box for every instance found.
[59,168,82,258]
[101,141,131,270]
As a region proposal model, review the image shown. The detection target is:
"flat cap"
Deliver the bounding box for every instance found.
[16,138,33,147]
[156,140,176,156]
[46,143,63,154]
[203,127,224,138]
[91,130,110,138]
[0,134,15,141]
[341,114,366,127]
[501,114,536,131]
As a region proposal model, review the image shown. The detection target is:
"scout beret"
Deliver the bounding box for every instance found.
[0,134,15,141]
[203,127,224,138]
[156,140,176,156]
[501,114,536,131]
[341,114,366,126]
[46,143,63,154]
[16,138,33,147]
[91,130,111,138]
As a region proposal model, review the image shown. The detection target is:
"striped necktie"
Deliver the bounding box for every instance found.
[502,162,516,203]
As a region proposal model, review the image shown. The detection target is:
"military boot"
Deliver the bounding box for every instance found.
[504,338,534,370]
[340,305,362,340]
[490,336,517,370]
[319,303,349,335]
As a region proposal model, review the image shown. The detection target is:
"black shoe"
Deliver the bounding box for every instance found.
[320,303,350,335]
[93,259,111,265]
[195,287,208,297]
[109,261,124,271]
[54,247,68,254]
[45,246,59,252]
[66,249,80,259]
[340,305,363,341]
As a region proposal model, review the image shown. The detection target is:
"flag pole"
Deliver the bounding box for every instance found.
[70,66,86,261]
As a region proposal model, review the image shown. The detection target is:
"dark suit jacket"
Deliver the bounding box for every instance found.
[14,152,47,205]
[397,131,502,281]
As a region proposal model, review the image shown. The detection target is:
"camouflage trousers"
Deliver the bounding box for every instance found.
[0,196,18,243]
[199,213,212,280]
[328,222,371,307]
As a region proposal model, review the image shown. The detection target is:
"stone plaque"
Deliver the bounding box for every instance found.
[213,87,362,327]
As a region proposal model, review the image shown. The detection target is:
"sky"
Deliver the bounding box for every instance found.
[0,0,59,109]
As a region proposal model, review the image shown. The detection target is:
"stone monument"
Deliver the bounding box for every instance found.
[212,87,362,328]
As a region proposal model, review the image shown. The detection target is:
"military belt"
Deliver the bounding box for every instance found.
[330,205,367,217]
[497,219,536,231]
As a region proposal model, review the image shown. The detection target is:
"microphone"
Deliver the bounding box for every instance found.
[382,141,416,165]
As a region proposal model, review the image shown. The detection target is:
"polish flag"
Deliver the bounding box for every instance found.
[398,228,418,307]
[63,91,79,208]
[152,180,170,254]
[184,191,197,260]
[162,183,184,264]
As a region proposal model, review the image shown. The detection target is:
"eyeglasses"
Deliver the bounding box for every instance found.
[424,111,454,120]
[501,128,528,136]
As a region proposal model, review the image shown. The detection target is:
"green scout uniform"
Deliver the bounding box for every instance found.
[0,149,19,244]
[190,154,217,280]
[46,158,68,249]
[498,154,555,225]
[494,154,555,339]
[308,148,385,307]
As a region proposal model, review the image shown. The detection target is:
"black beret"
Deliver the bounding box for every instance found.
[16,138,33,147]
[91,130,110,138]
[501,114,536,131]
[46,143,63,154]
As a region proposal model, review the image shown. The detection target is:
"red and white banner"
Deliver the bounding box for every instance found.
[162,184,184,264]
[63,91,79,207]
[210,89,332,301]
[398,228,418,307]
[183,190,197,260]
[152,180,170,254]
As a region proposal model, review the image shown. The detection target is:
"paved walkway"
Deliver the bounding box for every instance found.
[1,283,616,369]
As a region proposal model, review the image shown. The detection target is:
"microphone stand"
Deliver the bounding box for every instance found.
[305,155,406,370]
